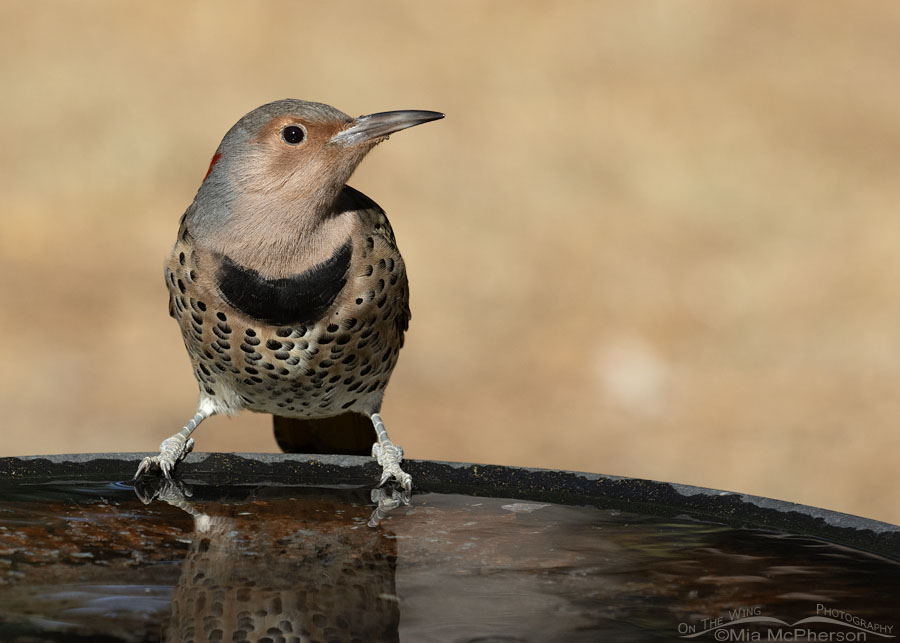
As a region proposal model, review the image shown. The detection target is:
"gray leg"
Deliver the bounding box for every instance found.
[370,412,412,497]
[134,409,210,480]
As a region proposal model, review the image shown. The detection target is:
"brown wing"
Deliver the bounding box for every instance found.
[340,185,411,343]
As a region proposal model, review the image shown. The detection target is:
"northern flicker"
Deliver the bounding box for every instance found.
[135,99,443,501]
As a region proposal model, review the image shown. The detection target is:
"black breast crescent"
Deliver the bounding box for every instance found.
[216,240,353,326]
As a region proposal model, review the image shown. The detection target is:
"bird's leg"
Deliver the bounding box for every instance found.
[134,408,210,480]
[370,412,412,501]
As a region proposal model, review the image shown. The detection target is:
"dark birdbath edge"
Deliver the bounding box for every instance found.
[2,452,898,561]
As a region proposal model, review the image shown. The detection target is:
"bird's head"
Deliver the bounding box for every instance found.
[198,99,443,216]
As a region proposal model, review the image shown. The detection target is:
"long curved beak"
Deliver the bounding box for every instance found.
[330,110,444,146]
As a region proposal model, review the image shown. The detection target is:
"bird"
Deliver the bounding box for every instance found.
[135,99,444,502]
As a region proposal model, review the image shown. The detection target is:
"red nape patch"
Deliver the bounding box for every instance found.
[203,152,222,181]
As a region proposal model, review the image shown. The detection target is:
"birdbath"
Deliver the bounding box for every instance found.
[0,453,897,642]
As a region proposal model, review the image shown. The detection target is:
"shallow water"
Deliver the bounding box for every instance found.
[0,479,896,642]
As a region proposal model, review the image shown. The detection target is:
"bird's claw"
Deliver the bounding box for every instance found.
[133,435,194,481]
[372,439,412,505]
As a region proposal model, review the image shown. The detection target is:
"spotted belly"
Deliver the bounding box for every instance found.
[188,308,400,418]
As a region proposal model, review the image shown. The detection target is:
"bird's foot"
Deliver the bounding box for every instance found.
[134,409,210,480]
[134,434,195,480]
[371,438,412,502]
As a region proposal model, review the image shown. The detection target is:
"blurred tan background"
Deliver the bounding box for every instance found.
[1,1,898,523]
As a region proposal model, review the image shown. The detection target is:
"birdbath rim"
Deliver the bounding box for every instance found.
[1,452,898,561]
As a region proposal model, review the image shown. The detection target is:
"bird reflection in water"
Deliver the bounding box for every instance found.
[134,476,401,643]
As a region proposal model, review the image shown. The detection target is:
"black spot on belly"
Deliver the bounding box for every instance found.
[216,240,352,326]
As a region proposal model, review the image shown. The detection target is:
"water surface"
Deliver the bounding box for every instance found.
[0,480,896,642]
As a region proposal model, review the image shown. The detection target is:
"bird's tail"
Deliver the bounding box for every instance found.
[273,413,376,456]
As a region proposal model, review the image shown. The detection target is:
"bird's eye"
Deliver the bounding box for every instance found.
[281,125,306,145]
